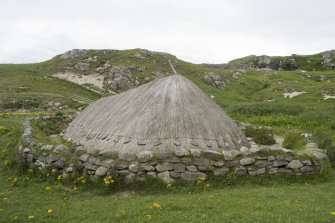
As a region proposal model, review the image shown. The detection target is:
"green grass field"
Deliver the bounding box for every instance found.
[0,50,335,222]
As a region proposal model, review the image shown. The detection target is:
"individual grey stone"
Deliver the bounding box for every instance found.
[54,145,65,153]
[197,165,214,172]
[83,163,98,171]
[118,151,135,161]
[226,161,239,167]
[74,62,90,71]
[272,160,288,167]
[180,157,192,164]
[234,166,247,176]
[190,149,201,157]
[175,148,189,157]
[269,168,278,174]
[115,163,128,170]
[287,160,303,169]
[193,158,209,166]
[141,164,155,172]
[147,172,157,178]
[210,160,224,167]
[277,168,292,173]
[256,168,266,175]
[166,157,180,163]
[268,156,275,161]
[26,154,34,163]
[137,151,153,162]
[213,167,229,176]
[98,150,118,157]
[118,170,130,176]
[158,171,175,183]
[285,156,293,162]
[186,165,197,172]
[100,159,115,168]
[302,160,312,166]
[129,163,139,172]
[240,158,255,165]
[23,148,30,153]
[255,161,271,168]
[65,167,74,173]
[78,153,89,163]
[53,160,65,169]
[173,163,186,173]
[41,145,53,151]
[250,146,260,153]
[203,150,222,159]
[95,167,108,176]
[156,163,173,172]
[300,166,314,173]
[181,171,207,181]
[240,146,250,154]
[88,157,102,166]
[169,171,181,178]
[124,173,136,184]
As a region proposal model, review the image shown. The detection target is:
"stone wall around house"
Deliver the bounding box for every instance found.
[18,118,329,184]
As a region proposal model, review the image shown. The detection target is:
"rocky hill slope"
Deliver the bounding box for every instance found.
[202,50,335,71]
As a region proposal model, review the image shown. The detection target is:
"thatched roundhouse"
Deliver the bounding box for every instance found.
[66,75,250,160]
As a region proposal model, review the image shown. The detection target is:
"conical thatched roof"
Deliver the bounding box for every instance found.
[66,74,249,158]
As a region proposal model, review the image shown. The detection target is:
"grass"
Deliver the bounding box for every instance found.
[0,168,334,223]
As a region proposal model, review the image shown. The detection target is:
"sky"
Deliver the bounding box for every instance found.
[1,0,335,64]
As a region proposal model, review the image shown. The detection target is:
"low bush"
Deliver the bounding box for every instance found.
[282,130,307,151]
[244,125,275,145]
[313,131,335,167]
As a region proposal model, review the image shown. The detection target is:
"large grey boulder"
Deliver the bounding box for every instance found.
[106,66,134,91]
[74,62,90,71]
[203,74,226,89]
[60,49,87,59]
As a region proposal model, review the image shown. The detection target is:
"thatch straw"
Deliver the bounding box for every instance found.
[66,75,249,156]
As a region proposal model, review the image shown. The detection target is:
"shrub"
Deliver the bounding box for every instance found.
[313,131,335,166]
[244,125,275,145]
[282,130,307,151]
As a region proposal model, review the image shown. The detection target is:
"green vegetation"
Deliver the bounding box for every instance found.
[0,49,335,222]
[282,130,308,151]
[244,126,276,145]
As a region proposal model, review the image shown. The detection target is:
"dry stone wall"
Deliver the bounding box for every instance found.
[18,118,327,184]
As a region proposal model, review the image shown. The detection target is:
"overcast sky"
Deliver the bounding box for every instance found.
[1,0,334,64]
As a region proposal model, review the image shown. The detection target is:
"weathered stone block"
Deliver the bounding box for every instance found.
[158,171,175,183]
[173,163,186,173]
[95,167,108,176]
[186,165,197,172]
[181,171,207,181]
[156,163,173,172]
[240,158,255,166]
[213,167,229,176]
[137,151,153,162]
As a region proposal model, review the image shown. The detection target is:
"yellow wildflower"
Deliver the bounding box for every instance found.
[27,169,33,173]
[45,186,51,191]
[48,209,54,213]
[166,183,172,188]
[331,212,335,217]
[57,175,62,180]
[73,186,78,191]
[13,216,19,220]
[28,215,34,219]
[145,214,152,220]
[152,203,161,209]
[197,177,206,183]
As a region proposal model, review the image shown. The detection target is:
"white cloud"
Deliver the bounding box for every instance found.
[1,0,334,63]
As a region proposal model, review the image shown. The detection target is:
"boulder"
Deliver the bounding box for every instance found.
[95,167,108,176]
[74,62,90,71]
[234,166,247,176]
[203,74,226,89]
